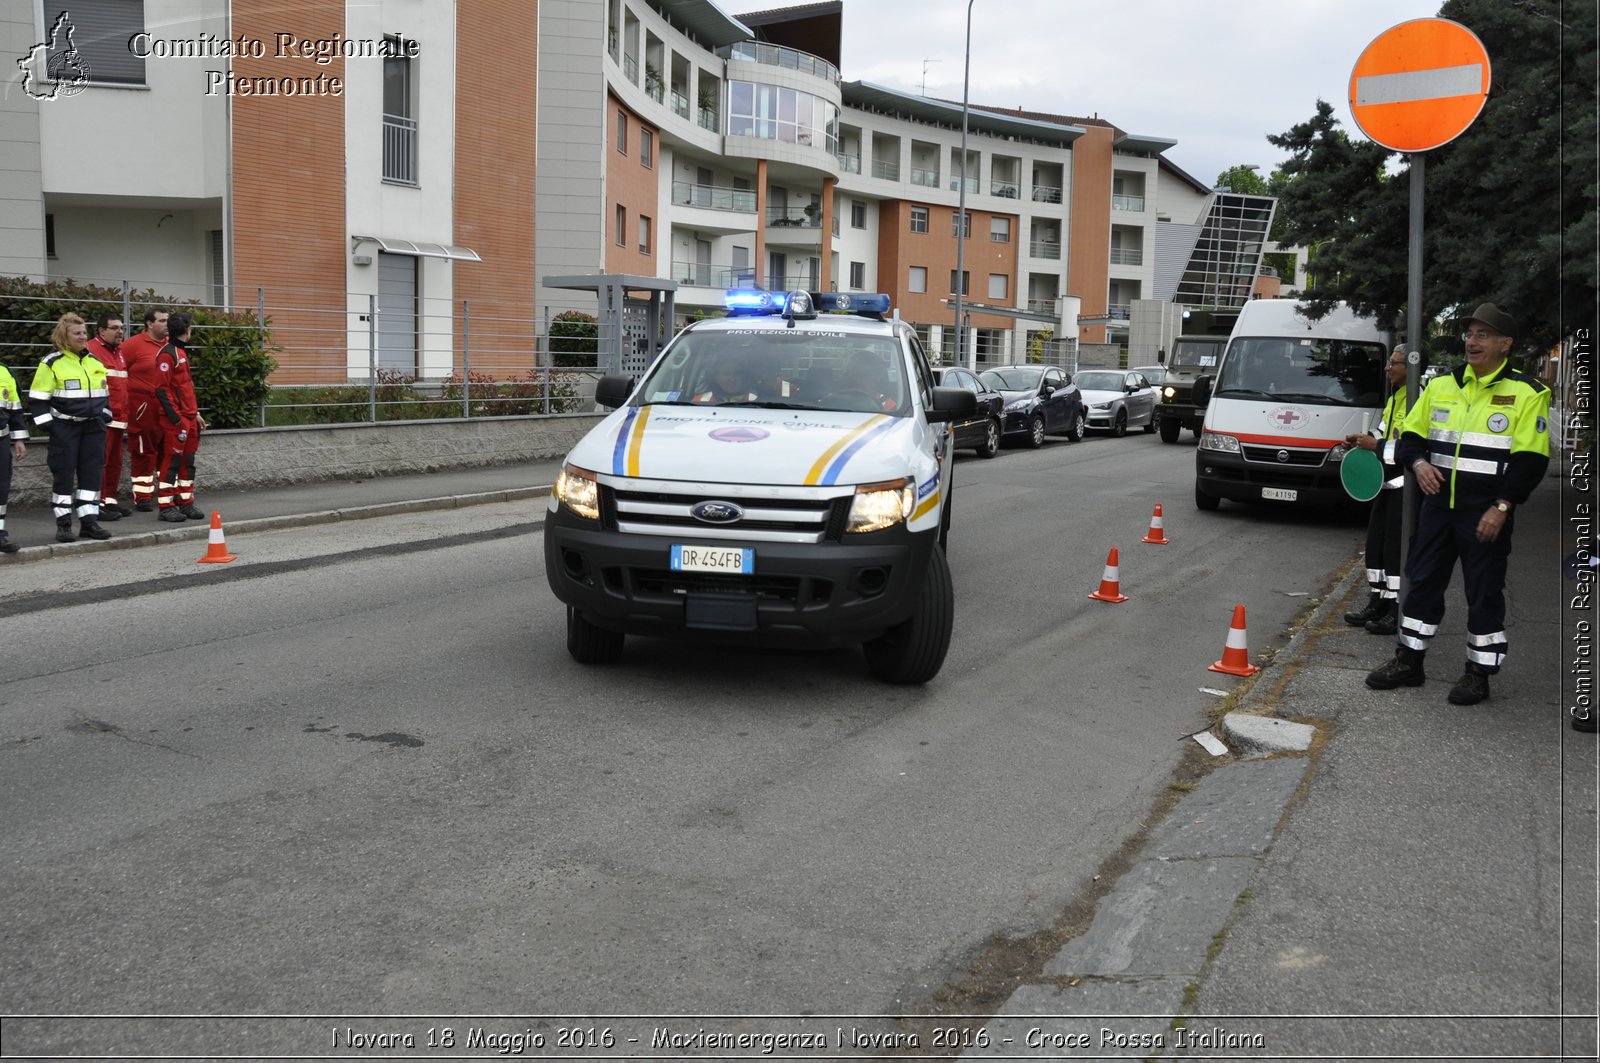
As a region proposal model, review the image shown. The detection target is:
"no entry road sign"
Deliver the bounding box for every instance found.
[1349,18,1491,153]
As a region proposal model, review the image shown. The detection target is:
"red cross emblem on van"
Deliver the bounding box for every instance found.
[1269,406,1308,430]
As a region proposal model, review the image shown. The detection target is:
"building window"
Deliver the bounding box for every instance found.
[640,129,653,168]
[949,270,969,295]
[908,266,927,293]
[990,217,1010,243]
[41,3,146,86]
[639,215,652,255]
[910,207,928,234]
[849,261,865,289]
[952,211,970,239]
[44,213,56,258]
[382,44,417,185]
[616,110,627,153]
[615,205,626,246]
[850,201,866,229]
[726,80,840,153]
[988,273,1008,300]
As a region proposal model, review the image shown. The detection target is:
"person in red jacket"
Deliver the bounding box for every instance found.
[120,306,169,511]
[155,312,205,522]
[87,313,131,520]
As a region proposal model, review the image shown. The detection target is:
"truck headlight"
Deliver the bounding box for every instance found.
[1198,432,1240,453]
[1162,386,1176,400]
[553,463,601,520]
[847,478,916,533]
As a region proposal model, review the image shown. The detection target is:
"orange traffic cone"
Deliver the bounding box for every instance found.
[197,511,236,564]
[1141,503,1169,545]
[1087,547,1130,603]
[1208,604,1261,676]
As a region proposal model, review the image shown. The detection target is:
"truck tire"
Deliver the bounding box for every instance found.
[1195,481,1221,511]
[863,546,953,685]
[567,606,625,664]
[1159,417,1181,443]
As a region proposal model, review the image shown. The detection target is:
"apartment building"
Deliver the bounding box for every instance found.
[537,0,1266,369]
[2,0,535,382]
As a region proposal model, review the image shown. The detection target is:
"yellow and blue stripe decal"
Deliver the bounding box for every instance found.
[612,406,652,476]
[805,415,894,485]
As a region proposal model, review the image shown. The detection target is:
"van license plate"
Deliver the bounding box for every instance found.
[1261,487,1298,501]
[671,544,753,574]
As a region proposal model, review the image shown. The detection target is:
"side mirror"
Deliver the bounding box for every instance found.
[927,385,977,424]
[594,374,636,409]
[1193,376,1212,405]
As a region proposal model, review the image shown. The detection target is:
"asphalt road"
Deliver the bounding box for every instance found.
[0,432,1372,1053]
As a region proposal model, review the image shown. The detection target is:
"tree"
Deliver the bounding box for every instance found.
[1214,164,1269,195]
[1265,0,1595,356]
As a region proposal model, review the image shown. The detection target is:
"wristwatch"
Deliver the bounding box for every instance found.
[1494,500,1512,514]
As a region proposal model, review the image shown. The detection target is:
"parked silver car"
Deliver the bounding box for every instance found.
[1074,369,1159,436]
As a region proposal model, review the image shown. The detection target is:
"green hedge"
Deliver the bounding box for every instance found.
[0,275,278,429]
[260,369,585,426]
[549,310,599,368]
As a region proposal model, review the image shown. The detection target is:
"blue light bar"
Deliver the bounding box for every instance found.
[816,292,891,315]
[724,289,788,314]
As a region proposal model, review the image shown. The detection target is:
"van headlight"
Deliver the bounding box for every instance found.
[1198,432,1240,453]
[1328,443,1349,462]
[847,478,916,533]
[553,463,601,520]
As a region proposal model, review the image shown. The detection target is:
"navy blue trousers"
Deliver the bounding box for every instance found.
[1398,498,1513,671]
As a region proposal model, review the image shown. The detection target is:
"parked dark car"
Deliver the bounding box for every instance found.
[978,364,1085,447]
[934,365,1004,458]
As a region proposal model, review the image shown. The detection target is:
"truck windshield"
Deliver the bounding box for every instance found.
[635,330,910,416]
[1170,339,1222,369]
[1215,336,1387,407]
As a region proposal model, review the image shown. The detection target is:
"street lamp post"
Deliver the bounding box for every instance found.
[953,0,975,369]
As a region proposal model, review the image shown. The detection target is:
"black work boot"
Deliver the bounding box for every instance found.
[1447,662,1491,705]
[0,532,17,554]
[180,503,205,520]
[1344,593,1385,626]
[158,507,187,523]
[55,517,76,543]
[1364,600,1399,636]
[98,506,122,522]
[135,500,154,512]
[1366,646,1426,689]
[79,518,112,541]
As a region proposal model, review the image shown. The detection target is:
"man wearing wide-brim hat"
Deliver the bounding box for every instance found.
[1365,302,1553,709]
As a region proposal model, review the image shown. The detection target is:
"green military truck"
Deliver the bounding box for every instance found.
[1155,311,1237,444]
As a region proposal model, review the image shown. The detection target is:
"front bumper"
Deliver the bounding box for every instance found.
[1000,407,1037,436]
[544,508,937,645]
[1195,448,1350,507]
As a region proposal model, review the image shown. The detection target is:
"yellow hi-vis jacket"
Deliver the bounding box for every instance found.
[28,349,111,428]
[0,364,29,441]
[1374,385,1412,490]
[1397,359,1551,509]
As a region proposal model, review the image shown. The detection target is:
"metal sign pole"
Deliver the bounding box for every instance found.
[1400,153,1423,604]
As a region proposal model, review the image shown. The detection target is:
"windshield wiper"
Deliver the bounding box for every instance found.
[1214,387,1271,399]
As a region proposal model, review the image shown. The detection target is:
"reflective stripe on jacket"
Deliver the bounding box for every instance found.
[0,365,29,440]
[1397,360,1551,508]
[1375,386,1411,490]
[28,350,111,427]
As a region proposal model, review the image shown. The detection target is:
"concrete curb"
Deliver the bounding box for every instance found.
[1,485,553,565]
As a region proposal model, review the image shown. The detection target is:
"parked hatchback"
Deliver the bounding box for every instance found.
[1074,369,1159,436]
[977,364,1085,447]
[934,366,1004,458]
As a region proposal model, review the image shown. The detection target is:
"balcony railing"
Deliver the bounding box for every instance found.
[770,272,821,290]
[1028,239,1061,259]
[837,153,861,173]
[1108,247,1144,266]
[698,107,718,132]
[671,261,745,288]
[949,175,979,193]
[910,167,938,188]
[670,90,689,118]
[382,113,417,185]
[1112,193,1146,211]
[766,207,821,229]
[645,79,664,103]
[872,160,901,181]
[1026,298,1058,315]
[671,181,757,213]
[990,181,1020,199]
[1106,303,1132,320]
[623,54,638,84]
[1031,185,1062,204]
[727,41,840,84]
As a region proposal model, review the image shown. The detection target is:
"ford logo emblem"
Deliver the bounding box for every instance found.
[1276,449,1290,463]
[691,500,744,524]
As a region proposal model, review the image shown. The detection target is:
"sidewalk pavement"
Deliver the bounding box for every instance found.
[0,460,566,561]
[4,459,1592,1055]
[981,473,1597,1059]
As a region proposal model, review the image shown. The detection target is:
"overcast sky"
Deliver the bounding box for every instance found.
[741,0,1448,186]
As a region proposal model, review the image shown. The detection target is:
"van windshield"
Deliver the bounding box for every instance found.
[1214,337,1387,407]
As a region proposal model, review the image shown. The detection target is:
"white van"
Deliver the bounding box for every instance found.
[1194,299,1393,510]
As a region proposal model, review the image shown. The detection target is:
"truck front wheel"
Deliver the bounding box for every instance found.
[1159,417,1181,444]
[863,547,954,684]
[567,606,625,664]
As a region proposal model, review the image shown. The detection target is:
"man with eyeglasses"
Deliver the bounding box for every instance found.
[1366,303,1552,707]
[1343,343,1415,635]
[86,313,132,520]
